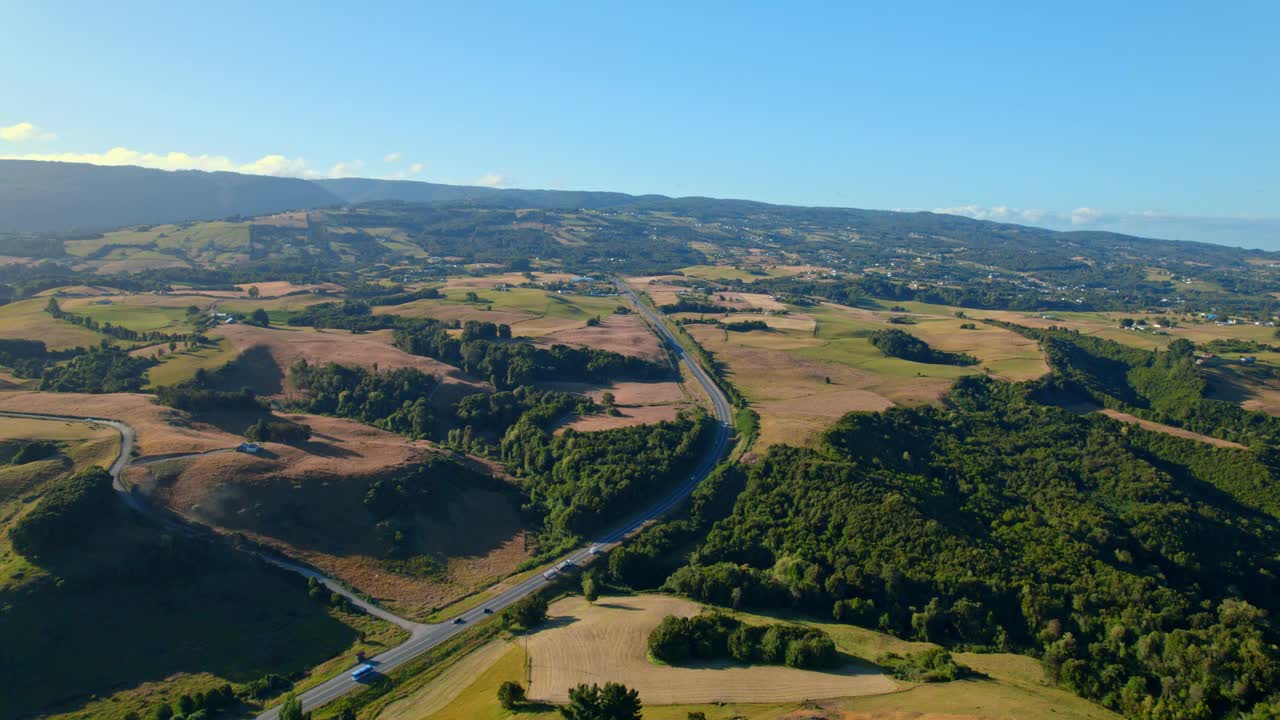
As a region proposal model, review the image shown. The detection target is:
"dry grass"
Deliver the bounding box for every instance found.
[526,595,897,705]
[1097,409,1247,449]
[443,272,578,290]
[0,391,241,456]
[1204,363,1280,416]
[542,379,693,433]
[538,313,665,361]
[379,639,516,720]
[211,324,488,403]
[566,405,683,432]
[141,414,532,620]
[178,281,343,298]
[675,299,1047,449]
[0,298,106,350]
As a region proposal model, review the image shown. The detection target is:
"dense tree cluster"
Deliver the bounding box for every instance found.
[288,358,438,437]
[502,410,711,544]
[1004,322,1280,446]
[0,338,77,378]
[393,321,667,390]
[38,342,156,393]
[502,591,549,630]
[559,682,642,720]
[243,417,311,445]
[154,376,262,414]
[668,376,1280,718]
[876,648,969,682]
[722,319,770,332]
[647,613,837,669]
[659,298,732,314]
[868,328,978,366]
[10,466,114,557]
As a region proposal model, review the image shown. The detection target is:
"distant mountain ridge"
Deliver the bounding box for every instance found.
[0,160,1264,263]
[0,160,341,233]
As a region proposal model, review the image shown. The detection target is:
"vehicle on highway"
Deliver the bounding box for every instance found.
[543,568,558,579]
[557,560,574,571]
[351,664,375,682]
[453,617,465,624]
[483,607,493,614]
[588,545,601,555]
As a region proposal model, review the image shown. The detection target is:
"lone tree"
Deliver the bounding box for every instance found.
[251,308,271,326]
[278,694,304,720]
[503,591,549,630]
[248,285,260,298]
[582,570,600,603]
[559,682,642,720]
[497,680,526,709]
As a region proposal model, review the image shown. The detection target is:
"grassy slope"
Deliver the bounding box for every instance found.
[144,338,240,388]
[0,297,107,350]
[0,418,403,720]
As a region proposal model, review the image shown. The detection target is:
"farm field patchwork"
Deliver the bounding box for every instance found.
[676,298,1046,449]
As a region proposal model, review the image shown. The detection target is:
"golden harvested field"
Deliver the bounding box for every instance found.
[142,413,532,620]
[626,275,690,307]
[665,297,1049,449]
[442,272,578,290]
[527,595,897,705]
[0,297,106,350]
[191,281,344,298]
[542,379,693,433]
[379,639,516,720]
[396,593,1115,720]
[1205,362,1280,416]
[566,404,683,432]
[536,312,666,360]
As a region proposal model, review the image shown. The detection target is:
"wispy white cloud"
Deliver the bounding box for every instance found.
[932,204,1280,250]
[932,204,1048,224]
[327,160,364,179]
[385,162,427,181]
[383,151,402,163]
[1070,207,1104,225]
[0,122,56,142]
[0,146,322,177]
[474,172,509,187]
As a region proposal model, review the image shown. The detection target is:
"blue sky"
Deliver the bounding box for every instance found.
[3,1,1277,247]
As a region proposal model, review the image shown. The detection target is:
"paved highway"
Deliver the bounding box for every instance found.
[253,280,735,718]
[0,276,736,718]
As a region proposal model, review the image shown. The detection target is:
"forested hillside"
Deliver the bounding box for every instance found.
[0,160,338,233]
[666,376,1280,719]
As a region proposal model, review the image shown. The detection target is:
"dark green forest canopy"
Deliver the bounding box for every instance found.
[997,321,1280,447]
[669,376,1280,719]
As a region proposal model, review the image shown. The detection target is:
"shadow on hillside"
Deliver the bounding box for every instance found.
[210,344,284,396]
[593,602,643,611]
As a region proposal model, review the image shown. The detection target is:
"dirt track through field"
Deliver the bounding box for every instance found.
[527,595,897,705]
